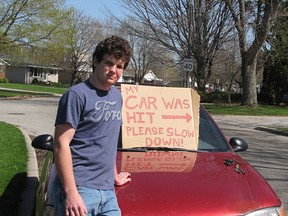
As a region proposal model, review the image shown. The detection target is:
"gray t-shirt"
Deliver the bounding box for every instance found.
[55,80,122,190]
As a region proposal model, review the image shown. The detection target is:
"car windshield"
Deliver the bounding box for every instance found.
[198,106,231,152]
[118,105,231,153]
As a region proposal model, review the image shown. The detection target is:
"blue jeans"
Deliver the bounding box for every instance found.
[53,177,121,216]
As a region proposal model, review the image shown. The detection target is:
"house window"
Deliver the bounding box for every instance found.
[49,69,56,75]
[30,67,42,77]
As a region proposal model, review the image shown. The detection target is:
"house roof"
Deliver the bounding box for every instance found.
[1,58,61,70]
[24,64,60,70]
[144,70,162,81]
[121,68,162,81]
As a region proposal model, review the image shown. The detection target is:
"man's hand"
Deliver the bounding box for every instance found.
[114,172,131,186]
[65,190,88,216]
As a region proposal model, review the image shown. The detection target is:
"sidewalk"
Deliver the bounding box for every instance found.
[0,87,63,97]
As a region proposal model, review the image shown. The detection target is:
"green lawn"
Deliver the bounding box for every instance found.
[277,128,288,131]
[0,122,28,215]
[203,104,288,116]
[0,82,68,95]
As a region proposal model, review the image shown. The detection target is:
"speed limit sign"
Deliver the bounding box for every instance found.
[183,58,193,72]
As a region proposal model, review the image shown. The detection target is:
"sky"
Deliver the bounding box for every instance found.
[65,0,125,21]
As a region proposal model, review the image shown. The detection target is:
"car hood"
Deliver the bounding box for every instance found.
[115,151,281,216]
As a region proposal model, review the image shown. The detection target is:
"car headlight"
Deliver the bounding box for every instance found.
[245,205,286,216]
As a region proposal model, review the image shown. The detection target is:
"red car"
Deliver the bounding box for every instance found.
[32,105,286,216]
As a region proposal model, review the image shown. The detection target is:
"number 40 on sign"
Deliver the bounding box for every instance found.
[183,58,193,72]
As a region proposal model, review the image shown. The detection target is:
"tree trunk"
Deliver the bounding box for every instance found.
[241,58,258,106]
[196,63,206,92]
[71,70,78,86]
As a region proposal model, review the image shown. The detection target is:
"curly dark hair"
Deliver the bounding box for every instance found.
[92,35,132,71]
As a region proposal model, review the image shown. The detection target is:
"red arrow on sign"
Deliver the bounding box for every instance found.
[162,113,192,123]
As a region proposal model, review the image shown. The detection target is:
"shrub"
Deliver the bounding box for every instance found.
[0,78,9,83]
[199,91,241,104]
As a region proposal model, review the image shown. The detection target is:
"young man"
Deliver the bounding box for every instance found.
[53,36,132,216]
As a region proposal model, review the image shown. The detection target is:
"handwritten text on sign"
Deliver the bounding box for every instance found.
[121,84,200,150]
[120,152,197,173]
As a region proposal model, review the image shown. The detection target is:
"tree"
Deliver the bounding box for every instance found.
[260,4,288,105]
[123,25,175,84]
[0,0,67,53]
[117,0,233,90]
[224,0,280,106]
[55,9,105,86]
[128,33,158,84]
[211,39,241,103]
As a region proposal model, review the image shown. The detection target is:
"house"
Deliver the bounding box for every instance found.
[3,59,60,84]
[118,69,163,85]
[119,68,135,83]
[143,70,163,84]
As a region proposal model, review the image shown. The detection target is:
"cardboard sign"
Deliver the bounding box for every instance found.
[121,84,200,150]
[120,151,197,173]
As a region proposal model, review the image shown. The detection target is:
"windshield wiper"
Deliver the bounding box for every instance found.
[118,146,203,152]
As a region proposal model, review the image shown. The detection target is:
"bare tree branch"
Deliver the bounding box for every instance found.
[116,0,233,89]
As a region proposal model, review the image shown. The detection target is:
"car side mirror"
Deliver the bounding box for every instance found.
[229,137,248,152]
[31,134,54,151]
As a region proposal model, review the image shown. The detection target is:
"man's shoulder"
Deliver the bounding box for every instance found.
[111,85,120,92]
[110,85,122,97]
[60,81,91,101]
[67,81,90,93]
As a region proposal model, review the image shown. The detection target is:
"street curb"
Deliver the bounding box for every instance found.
[18,127,39,216]
[254,127,288,137]
[21,127,39,178]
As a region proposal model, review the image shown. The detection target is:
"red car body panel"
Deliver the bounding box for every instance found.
[115,151,281,216]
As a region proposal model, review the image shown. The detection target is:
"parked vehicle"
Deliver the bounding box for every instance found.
[31,105,286,216]
[32,77,52,85]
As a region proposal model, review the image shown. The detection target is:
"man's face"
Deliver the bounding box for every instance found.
[94,54,125,87]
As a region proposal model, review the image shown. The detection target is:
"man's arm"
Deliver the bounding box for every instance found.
[54,124,87,216]
[114,165,131,186]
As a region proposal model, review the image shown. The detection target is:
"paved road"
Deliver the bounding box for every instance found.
[213,117,288,212]
[0,97,287,212]
[0,96,59,136]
